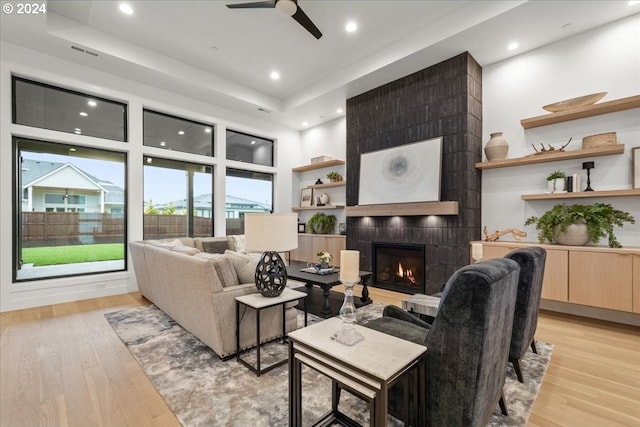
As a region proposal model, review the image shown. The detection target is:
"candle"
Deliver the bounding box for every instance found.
[471,243,483,261]
[340,250,360,283]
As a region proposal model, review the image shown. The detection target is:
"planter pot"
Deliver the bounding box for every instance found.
[484,132,509,161]
[553,222,590,246]
[547,178,566,193]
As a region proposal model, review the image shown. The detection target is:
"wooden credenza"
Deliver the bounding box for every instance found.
[291,234,346,266]
[473,241,640,325]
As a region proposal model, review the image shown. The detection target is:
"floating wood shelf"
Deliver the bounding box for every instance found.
[292,205,345,212]
[475,144,624,170]
[521,188,640,200]
[309,181,346,189]
[345,201,459,217]
[521,95,640,129]
[292,159,345,172]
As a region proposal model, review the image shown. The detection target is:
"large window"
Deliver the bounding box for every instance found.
[143,157,213,239]
[14,138,127,281]
[143,109,214,157]
[226,129,273,166]
[13,77,127,141]
[226,169,273,235]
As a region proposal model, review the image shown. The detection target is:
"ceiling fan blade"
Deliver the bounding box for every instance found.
[226,1,275,9]
[291,6,322,39]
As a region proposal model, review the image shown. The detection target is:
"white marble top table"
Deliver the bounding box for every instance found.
[235,288,306,309]
[402,293,441,318]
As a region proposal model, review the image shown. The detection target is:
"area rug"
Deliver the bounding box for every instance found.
[105,304,552,426]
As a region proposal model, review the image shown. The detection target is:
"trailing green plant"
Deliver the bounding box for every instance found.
[546,170,566,181]
[524,203,635,248]
[307,212,337,234]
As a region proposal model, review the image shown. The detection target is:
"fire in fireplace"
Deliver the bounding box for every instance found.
[372,242,425,294]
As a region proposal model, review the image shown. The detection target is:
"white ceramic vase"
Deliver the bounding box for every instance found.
[547,178,566,193]
[553,222,590,246]
[484,132,509,161]
[319,193,329,205]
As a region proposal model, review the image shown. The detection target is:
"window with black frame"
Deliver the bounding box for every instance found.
[143,109,214,157]
[226,129,273,166]
[13,77,127,142]
[225,169,273,235]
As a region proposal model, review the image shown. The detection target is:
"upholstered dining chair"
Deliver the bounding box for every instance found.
[504,246,547,383]
[365,258,520,427]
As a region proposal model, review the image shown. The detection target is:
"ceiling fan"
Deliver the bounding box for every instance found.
[226,0,322,40]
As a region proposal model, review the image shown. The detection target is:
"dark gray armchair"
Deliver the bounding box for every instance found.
[365,258,520,427]
[504,246,547,382]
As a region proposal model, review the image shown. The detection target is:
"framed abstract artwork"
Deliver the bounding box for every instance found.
[358,137,442,205]
[300,188,313,207]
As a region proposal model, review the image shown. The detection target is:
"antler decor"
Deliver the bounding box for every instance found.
[526,137,572,156]
[483,226,527,242]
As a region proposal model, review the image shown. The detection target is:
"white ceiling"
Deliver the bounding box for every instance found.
[1,1,638,130]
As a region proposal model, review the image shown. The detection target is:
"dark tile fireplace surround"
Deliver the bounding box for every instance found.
[345,52,483,295]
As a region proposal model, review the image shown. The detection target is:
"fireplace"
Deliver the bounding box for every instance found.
[372,242,425,294]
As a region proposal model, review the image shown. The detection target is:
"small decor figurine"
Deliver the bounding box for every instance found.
[315,178,323,185]
[582,161,595,191]
[527,137,572,156]
[317,251,333,269]
[483,226,527,242]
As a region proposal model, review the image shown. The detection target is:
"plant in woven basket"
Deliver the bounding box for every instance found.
[525,203,635,248]
[307,212,337,234]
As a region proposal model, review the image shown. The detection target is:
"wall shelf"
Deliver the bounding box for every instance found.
[292,205,344,212]
[520,95,640,129]
[475,144,624,170]
[345,201,459,217]
[309,181,346,189]
[292,159,345,172]
[521,188,640,200]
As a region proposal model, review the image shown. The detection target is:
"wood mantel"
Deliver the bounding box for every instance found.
[345,201,459,217]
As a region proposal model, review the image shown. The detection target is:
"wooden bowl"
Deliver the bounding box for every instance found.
[543,92,607,113]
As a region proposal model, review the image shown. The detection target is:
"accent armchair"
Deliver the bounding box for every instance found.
[504,246,547,382]
[365,258,520,427]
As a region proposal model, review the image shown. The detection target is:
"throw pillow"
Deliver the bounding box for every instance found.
[202,240,229,254]
[195,252,223,260]
[170,245,200,255]
[212,256,239,287]
[146,240,175,248]
[224,250,257,284]
[229,234,246,253]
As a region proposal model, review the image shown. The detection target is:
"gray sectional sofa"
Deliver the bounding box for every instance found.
[129,236,299,359]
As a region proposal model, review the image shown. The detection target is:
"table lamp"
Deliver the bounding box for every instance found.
[582,161,595,191]
[332,250,364,346]
[244,212,298,297]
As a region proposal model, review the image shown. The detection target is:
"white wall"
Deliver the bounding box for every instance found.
[482,15,640,247]
[0,41,302,312]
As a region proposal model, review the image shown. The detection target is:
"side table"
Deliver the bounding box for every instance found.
[402,293,441,319]
[236,288,307,376]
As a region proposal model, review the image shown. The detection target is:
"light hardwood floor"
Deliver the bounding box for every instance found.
[1,288,639,427]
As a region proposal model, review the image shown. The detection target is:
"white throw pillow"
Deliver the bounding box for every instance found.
[229,234,246,253]
[224,249,257,284]
[170,245,200,255]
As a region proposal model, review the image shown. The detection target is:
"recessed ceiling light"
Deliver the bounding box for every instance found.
[119,3,133,15]
[79,111,88,117]
[250,140,256,145]
[270,71,280,80]
[160,141,166,147]
[507,42,519,51]
[302,121,309,127]
[74,130,82,134]
[87,100,97,107]
[204,127,212,133]
[345,22,357,32]
[74,128,81,132]
[178,130,185,135]
[337,108,343,114]
[69,148,77,152]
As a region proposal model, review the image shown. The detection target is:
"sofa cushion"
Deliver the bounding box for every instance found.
[146,239,176,248]
[195,252,224,260]
[202,239,229,254]
[212,256,239,287]
[225,250,258,283]
[228,234,246,253]
[171,245,200,255]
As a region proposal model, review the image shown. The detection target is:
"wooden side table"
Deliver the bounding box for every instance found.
[235,288,307,376]
[288,317,426,426]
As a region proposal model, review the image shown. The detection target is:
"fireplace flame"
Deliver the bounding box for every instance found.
[397,262,417,284]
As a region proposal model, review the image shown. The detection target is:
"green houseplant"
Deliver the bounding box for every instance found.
[326,171,342,182]
[307,212,337,234]
[525,203,635,248]
[546,170,566,193]
[546,170,566,181]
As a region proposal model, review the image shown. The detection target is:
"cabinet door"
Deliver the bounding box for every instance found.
[291,234,314,263]
[481,245,514,260]
[569,251,633,312]
[541,249,568,302]
[324,236,346,267]
[633,255,640,314]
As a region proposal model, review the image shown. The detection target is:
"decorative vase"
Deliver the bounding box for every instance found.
[548,178,566,193]
[319,261,329,269]
[484,132,509,161]
[553,222,590,246]
[319,193,329,205]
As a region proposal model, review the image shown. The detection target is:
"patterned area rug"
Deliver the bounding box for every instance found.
[105,303,552,426]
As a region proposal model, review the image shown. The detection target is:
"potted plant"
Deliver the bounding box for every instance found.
[317,251,333,268]
[307,212,337,234]
[524,203,635,248]
[326,171,342,182]
[546,170,566,193]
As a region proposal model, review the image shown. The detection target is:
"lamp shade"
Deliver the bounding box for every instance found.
[244,213,298,253]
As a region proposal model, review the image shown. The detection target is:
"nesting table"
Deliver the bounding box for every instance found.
[401,294,441,318]
[235,288,307,376]
[288,317,426,426]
